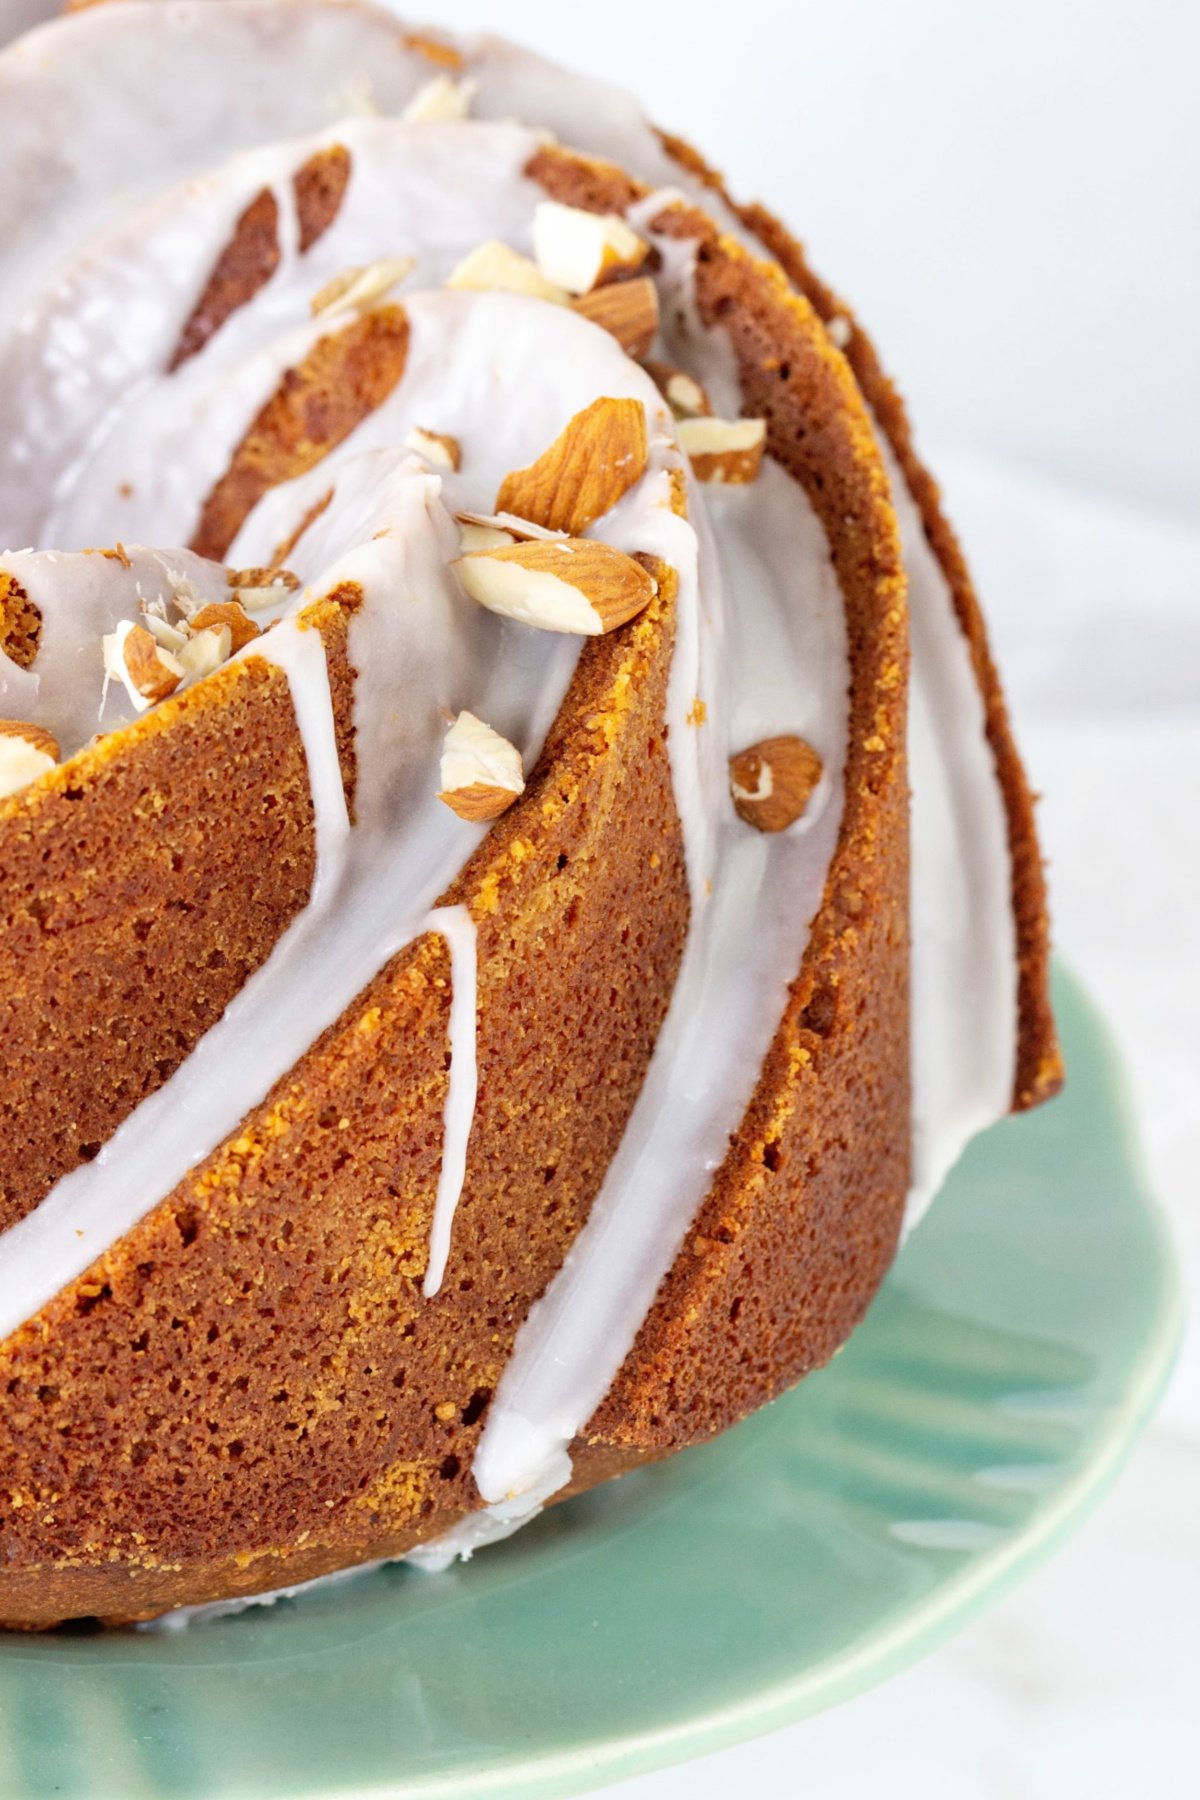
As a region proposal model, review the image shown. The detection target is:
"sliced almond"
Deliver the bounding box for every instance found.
[0,719,59,801]
[401,73,477,123]
[311,255,415,319]
[228,566,302,612]
[189,601,262,654]
[140,609,191,655]
[176,624,233,682]
[454,538,656,637]
[455,509,564,544]
[677,415,767,484]
[730,735,823,833]
[643,360,712,419]
[458,521,515,553]
[438,710,525,821]
[570,277,659,359]
[446,241,567,305]
[495,396,648,536]
[105,621,184,709]
[532,202,648,295]
[406,425,462,471]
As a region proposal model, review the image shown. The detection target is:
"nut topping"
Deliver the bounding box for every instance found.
[643,360,712,419]
[446,241,568,305]
[677,415,767,484]
[570,277,660,359]
[401,74,477,123]
[454,538,656,637]
[438,711,525,821]
[228,566,301,611]
[406,426,462,471]
[0,719,59,801]
[190,601,262,654]
[311,256,415,319]
[495,396,648,536]
[104,621,184,709]
[176,624,233,683]
[454,510,565,553]
[532,202,648,295]
[729,735,823,833]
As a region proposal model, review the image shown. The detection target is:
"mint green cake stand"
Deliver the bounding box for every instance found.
[0,966,1182,1799]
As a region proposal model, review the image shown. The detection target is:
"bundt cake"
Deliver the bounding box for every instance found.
[0,0,1061,1628]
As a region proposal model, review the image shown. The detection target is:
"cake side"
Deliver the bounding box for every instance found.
[658,130,1062,1114]
[0,566,687,1628]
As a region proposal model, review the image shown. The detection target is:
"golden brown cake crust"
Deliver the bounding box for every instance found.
[0,597,358,1233]
[657,131,1063,1113]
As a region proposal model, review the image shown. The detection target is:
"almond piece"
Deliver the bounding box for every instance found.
[438,710,525,821]
[495,396,648,535]
[311,256,415,319]
[677,415,767,484]
[406,425,462,471]
[730,735,823,833]
[455,510,565,544]
[458,521,515,554]
[454,538,657,636]
[140,609,191,655]
[532,202,648,295]
[104,621,184,709]
[228,566,301,612]
[176,624,233,683]
[0,719,59,801]
[570,277,659,358]
[446,241,567,305]
[401,73,477,122]
[643,359,712,419]
[190,601,262,653]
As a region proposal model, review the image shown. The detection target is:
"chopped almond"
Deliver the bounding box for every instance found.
[0,720,59,801]
[446,241,567,304]
[402,74,477,122]
[406,426,462,471]
[105,621,183,709]
[190,601,262,653]
[677,415,767,484]
[438,711,525,821]
[311,256,415,319]
[730,735,823,832]
[643,360,712,419]
[532,202,648,295]
[454,538,656,637]
[495,396,648,535]
[570,277,659,359]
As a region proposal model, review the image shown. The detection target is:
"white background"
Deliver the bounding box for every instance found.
[3,2,1198,1795]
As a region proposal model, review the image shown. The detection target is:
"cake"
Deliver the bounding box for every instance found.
[0,0,1061,1628]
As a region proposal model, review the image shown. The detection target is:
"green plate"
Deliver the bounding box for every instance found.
[0,966,1181,1800]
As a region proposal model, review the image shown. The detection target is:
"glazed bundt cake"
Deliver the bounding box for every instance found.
[0,0,1060,1628]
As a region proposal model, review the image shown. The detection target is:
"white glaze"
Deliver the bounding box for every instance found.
[0,1,1025,1591]
[421,903,478,1301]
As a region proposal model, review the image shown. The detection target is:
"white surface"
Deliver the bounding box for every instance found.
[2,1,1195,1791]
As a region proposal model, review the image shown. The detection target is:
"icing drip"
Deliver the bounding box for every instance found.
[421,904,479,1300]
